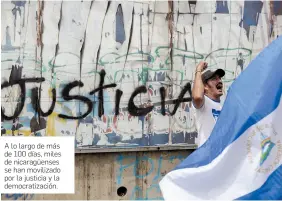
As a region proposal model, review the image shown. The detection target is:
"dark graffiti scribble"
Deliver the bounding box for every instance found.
[11,117,23,136]
[22,77,45,83]
[1,79,45,121]
[2,65,195,121]
[1,65,45,121]
[30,116,46,135]
[31,87,56,117]
[1,80,26,121]
[169,82,192,116]
[58,81,93,120]
[115,89,123,115]
[9,65,23,83]
[2,78,193,120]
[89,69,117,117]
[128,85,154,116]
[159,87,166,116]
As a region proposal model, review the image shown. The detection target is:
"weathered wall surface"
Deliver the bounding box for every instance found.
[1,0,282,200]
[2,0,282,148]
[1,149,193,200]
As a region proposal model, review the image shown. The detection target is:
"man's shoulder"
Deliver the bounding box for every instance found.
[192,95,221,111]
[192,96,207,112]
[204,95,222,106]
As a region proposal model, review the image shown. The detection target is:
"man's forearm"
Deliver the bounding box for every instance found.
[192,62,207,108]
[192,71,205,100]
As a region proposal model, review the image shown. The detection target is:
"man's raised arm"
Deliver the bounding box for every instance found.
[192,61,207,109]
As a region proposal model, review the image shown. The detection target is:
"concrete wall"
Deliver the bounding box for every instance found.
[1,149,194,200]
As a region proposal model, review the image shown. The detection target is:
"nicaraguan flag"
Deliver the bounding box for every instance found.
[159,36,282,200]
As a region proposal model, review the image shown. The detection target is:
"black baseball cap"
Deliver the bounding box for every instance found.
[201,69,225,83]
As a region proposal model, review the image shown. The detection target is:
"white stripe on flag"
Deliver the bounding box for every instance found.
[160,97,282,200]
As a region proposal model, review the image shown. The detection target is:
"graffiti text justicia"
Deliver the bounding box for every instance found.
[2,65,193,121]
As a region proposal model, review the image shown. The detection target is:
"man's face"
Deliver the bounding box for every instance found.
[204,74,223,97]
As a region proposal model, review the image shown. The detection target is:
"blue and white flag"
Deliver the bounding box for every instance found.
[159,36,282,200]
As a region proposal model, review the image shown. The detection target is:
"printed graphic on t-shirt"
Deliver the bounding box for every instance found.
[212,109,221,122]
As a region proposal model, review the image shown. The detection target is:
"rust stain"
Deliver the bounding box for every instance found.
[167,0,174,49]
[269,0,275,37]
[167,0,174,144]
[37,0,43,47]
[269,0,274,24]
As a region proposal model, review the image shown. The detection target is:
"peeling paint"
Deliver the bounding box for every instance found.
[1,0,282,148]
[116,4,126,45]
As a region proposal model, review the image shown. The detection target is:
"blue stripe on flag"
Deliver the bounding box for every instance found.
[175,36,282,170]
[235,165,282,200]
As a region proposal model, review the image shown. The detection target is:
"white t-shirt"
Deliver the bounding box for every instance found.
[192,95,222,147]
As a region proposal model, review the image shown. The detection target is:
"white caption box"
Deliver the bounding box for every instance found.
[0,136,75,194]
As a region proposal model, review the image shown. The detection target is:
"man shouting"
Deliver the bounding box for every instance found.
[192,61,225,147]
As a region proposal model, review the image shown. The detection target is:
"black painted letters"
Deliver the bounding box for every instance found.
[128,86,154,116]
[58,81,93,120]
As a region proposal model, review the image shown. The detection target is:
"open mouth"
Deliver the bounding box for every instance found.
[216,83,223,90]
